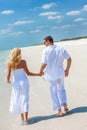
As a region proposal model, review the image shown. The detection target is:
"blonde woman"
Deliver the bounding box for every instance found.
[7,48,41,125]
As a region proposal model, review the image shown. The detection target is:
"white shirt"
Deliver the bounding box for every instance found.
[41,45,70,81]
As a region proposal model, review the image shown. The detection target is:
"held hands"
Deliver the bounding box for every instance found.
[39,70,44,76]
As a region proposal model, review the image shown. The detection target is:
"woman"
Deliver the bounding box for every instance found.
[7,48,41,125]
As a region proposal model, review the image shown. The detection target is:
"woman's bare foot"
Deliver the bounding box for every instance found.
[23,120,28,125]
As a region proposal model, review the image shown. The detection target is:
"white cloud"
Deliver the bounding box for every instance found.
[11,31,24,35]
[9,20,34,26]
[48,15,62,20]
[0,29,11,35]
[66,10,81,16]
[0,28,24,36]
[42,2,56,9]
[37,25,50,29]
[1,10,14,15]
[74,18,85,22]
[82,5,87,11]
[61,24,75,29]
[66,5,87,17]
[39,11,58,16]
[51,24,75,29]
[30,29,41,33]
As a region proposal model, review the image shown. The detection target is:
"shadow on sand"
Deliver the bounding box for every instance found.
[28,114,57,124]
[28,106,87,124]
[64,106,87,116]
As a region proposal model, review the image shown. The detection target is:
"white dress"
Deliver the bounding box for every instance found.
[9,68,30,114]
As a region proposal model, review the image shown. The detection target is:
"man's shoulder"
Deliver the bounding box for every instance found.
[55,45,63,50]
[42,47,49,53]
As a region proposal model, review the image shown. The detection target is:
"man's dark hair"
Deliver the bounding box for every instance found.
[44,36,54,43]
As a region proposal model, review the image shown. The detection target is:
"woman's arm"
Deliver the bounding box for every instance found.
[23,60,41,76]
[7,62,11,83]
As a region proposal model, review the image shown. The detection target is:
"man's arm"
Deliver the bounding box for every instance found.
[40,63,47,74]
[64,57,72,77]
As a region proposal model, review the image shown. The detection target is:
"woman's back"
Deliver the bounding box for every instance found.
[12,68,28,82]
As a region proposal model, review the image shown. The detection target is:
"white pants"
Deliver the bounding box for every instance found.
[49,78,67,110]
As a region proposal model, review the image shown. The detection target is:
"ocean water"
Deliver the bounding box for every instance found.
[0,41,41,51]
[0,50,11,88]
[0,43,27,51]
[0,50,12,121]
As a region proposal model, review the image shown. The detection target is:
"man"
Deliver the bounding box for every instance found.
[40,36,72,116]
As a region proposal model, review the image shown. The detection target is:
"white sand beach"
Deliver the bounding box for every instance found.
[0,39,87,130]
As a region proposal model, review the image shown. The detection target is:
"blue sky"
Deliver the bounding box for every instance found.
[0,0,87,50]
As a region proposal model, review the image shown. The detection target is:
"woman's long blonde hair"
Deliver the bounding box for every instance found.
[9,48,22,70]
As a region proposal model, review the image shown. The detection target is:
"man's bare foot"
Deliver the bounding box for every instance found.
[57,109,63,117]
[63,103,69,112]
[64,108,69,112]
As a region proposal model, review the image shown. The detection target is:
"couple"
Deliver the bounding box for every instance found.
[7,36,72,125]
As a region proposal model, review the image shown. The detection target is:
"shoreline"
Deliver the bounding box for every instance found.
[1,38,87,52]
